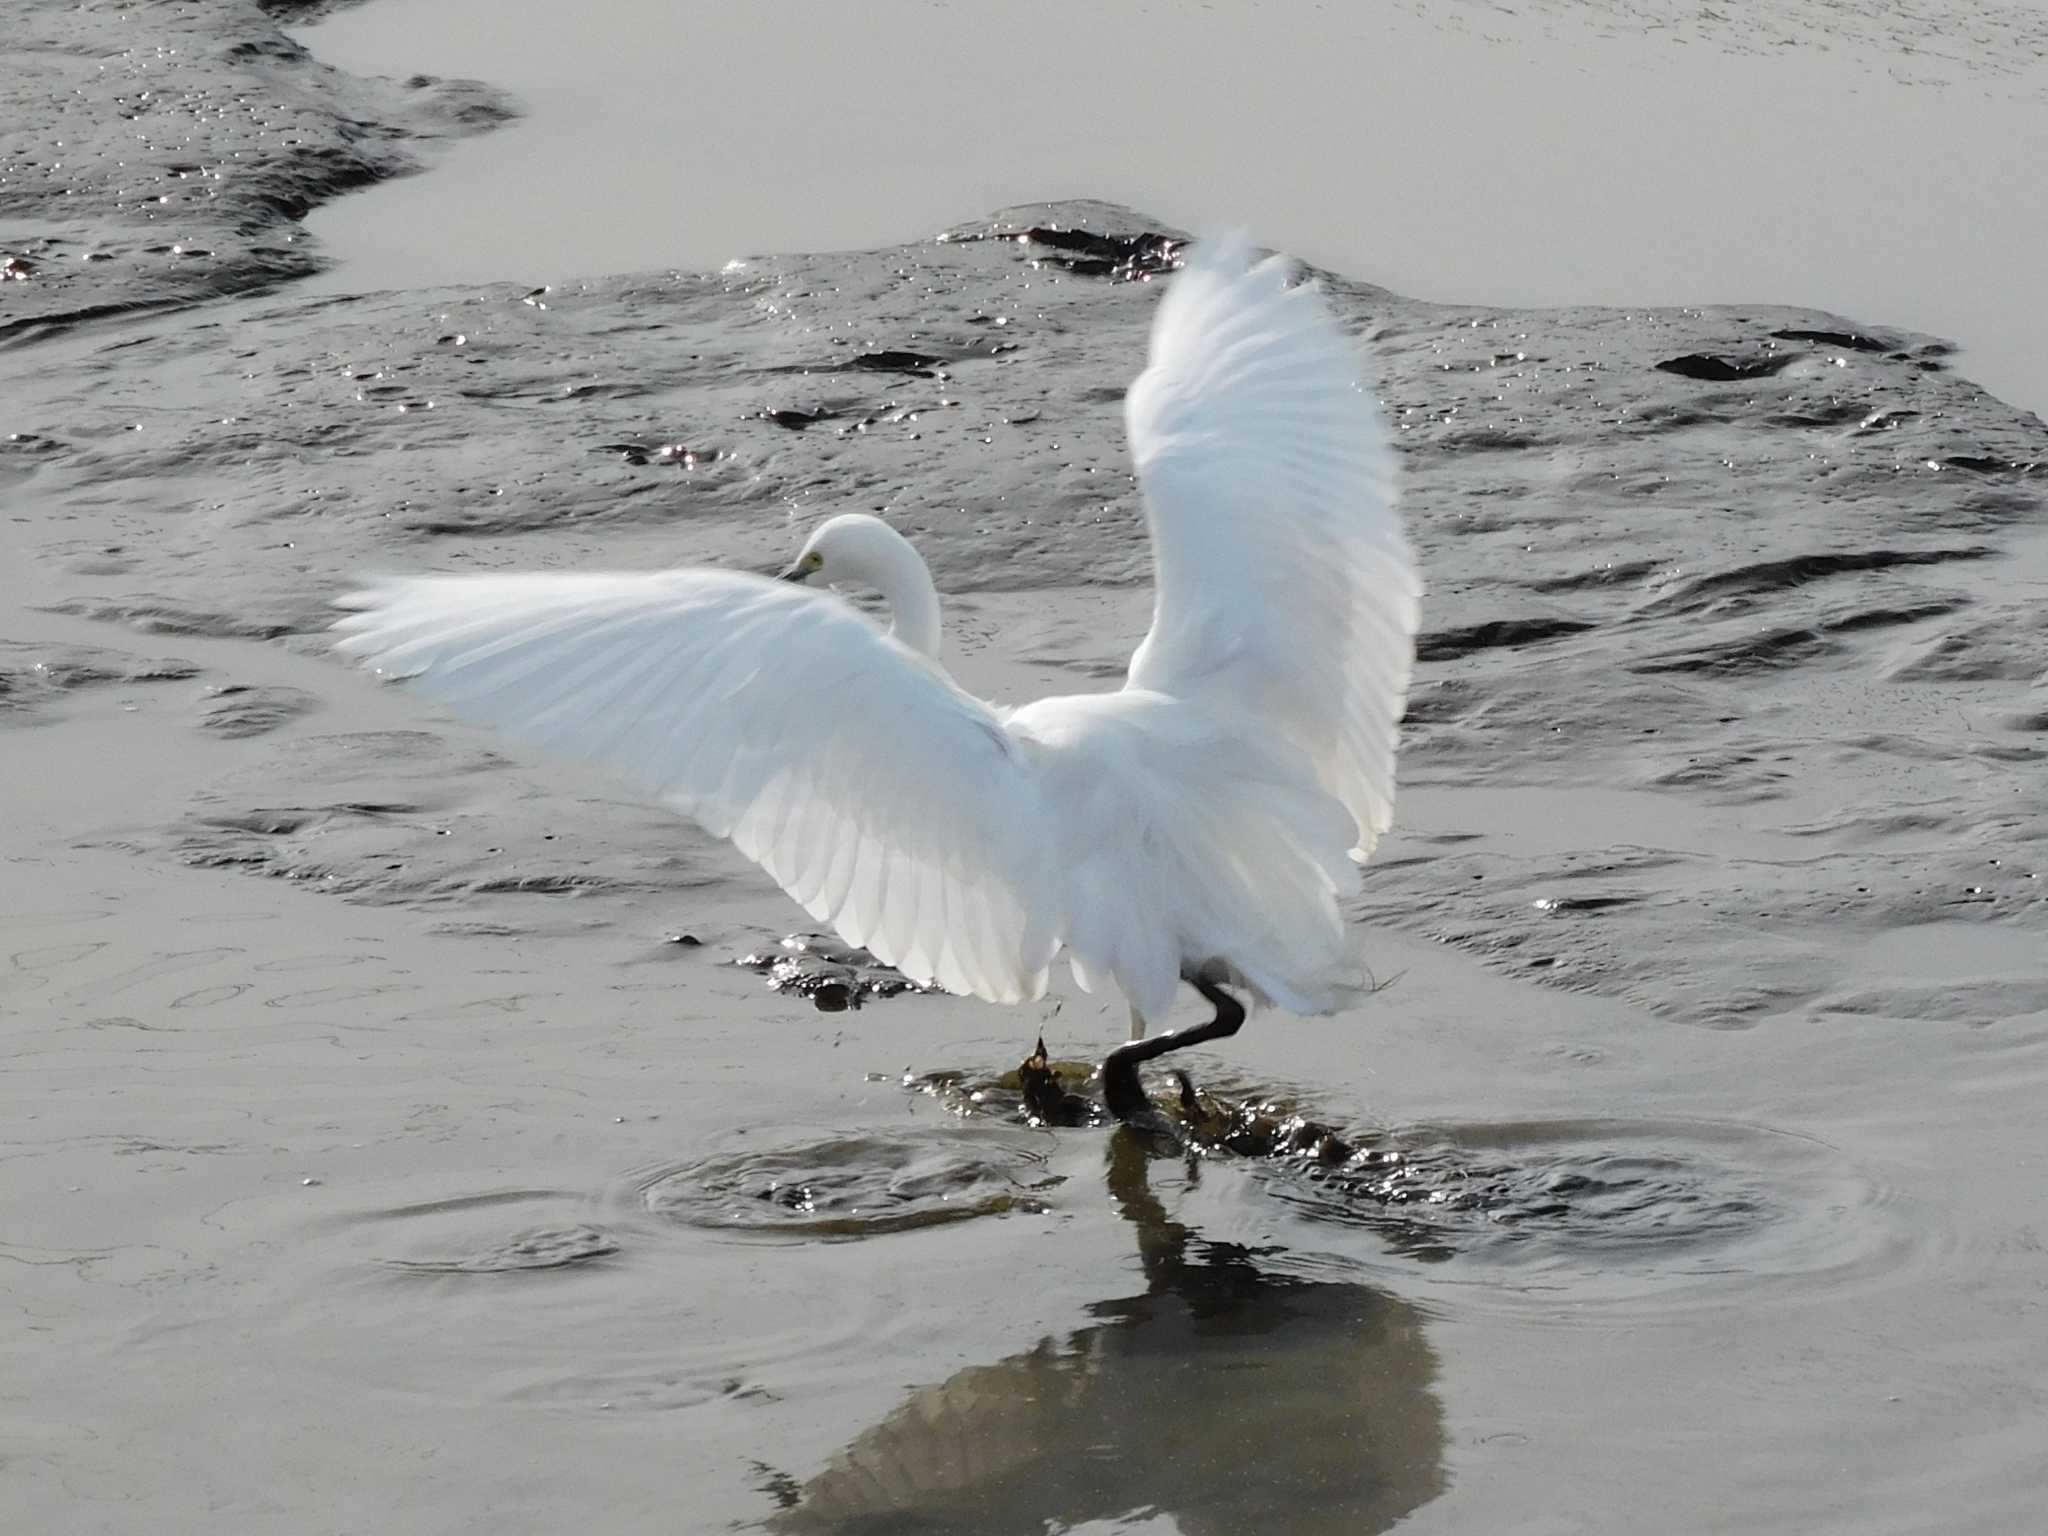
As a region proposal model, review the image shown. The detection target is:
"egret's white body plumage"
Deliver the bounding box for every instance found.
[333,233,1420,1031]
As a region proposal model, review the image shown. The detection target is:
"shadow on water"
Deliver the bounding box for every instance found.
[619,1052,1915,1530]
[760,1131,1445,1536]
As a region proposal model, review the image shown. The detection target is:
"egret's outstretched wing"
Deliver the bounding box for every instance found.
[332,571,1061,1000]
[1124,232,1419,858]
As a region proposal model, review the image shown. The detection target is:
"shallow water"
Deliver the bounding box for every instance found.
[290,0,2048,421]
[5,4,2048,1533]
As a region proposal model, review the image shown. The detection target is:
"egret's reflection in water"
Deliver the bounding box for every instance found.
[769,1132,1445,1535]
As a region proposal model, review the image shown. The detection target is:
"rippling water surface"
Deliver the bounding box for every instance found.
[4,3,2047,1533]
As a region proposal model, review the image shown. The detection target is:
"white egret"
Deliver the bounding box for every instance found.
[333,232,1420,1121]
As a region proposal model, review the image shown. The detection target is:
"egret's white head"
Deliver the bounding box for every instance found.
[777,512,943,658]
[779,512,910,591]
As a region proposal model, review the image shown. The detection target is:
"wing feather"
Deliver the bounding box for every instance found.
[333,570,1061,1001]
[1125,233,1420,858]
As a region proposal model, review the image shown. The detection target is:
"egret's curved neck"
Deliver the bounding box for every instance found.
[869,536,943,661]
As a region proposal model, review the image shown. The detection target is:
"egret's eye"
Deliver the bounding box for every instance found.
[805,550,825,571]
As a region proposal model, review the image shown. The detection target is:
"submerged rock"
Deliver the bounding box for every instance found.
[733,932,937,1012]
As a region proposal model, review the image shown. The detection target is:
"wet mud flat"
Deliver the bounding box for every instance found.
[0,0,509,341]
[7,3,2048,1534]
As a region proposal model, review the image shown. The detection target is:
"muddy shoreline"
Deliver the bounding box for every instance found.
[0,0,509,343]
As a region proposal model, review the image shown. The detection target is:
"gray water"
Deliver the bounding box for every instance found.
[5,3,2048,1533]
[293,0,2048,423]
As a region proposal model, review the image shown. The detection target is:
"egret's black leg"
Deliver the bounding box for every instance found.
[1102,975,1246,1125]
